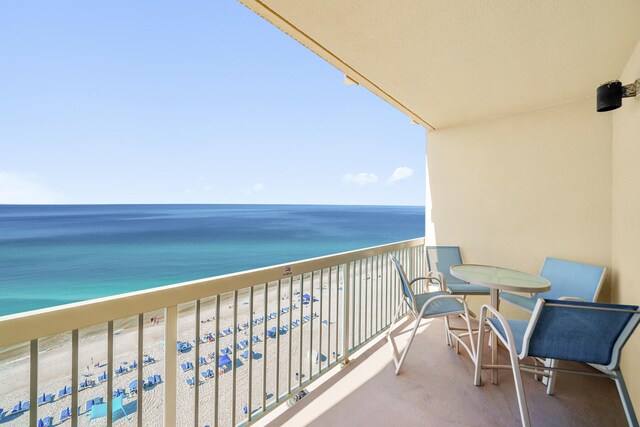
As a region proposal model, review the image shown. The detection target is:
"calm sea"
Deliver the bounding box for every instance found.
[0,204,424,316]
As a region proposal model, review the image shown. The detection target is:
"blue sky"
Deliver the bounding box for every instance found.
[0,1,425,206]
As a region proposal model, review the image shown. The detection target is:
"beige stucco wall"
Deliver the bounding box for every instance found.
[612,39,640,411]
[426,97,613,323]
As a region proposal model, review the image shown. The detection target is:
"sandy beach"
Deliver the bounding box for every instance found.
[0,269,349,427]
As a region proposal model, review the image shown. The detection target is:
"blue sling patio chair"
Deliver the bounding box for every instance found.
[386,256,476,375]
[426,246,491,297]
[499,257,606,394]
[474,299,640,427]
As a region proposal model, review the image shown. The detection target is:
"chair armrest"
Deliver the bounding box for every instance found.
[478,304,522,358]
[409,275,443,292]
[417,271,446,291]
[558,296,588,302]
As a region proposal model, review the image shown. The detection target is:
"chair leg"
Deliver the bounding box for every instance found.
[545,358,558,395]
[395,317,423,375]
[533,358,540,382]
[612,370,639,427]
[508,351,530,427]
[443,315,452,347]
[474,317,486,386]
[386,302,404,365]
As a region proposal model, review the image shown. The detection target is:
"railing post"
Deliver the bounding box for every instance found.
[194,300,201,427]
[29,339,38,427]
[164,305,178,427]
[107,321,113,426]
[71,330,79,427]
[341,262,351,366]
[137,313,144,427]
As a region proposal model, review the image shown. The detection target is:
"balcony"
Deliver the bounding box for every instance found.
[267,316,627,426]
[0,239,629,426]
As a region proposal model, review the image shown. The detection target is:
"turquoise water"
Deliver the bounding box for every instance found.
[0,204,424,316]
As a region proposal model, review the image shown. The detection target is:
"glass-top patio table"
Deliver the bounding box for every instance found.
[450,264,550,384]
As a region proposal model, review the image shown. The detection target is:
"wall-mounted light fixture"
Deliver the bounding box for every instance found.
[596,78,639,112]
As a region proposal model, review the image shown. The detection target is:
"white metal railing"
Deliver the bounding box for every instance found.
[0,238,425,427]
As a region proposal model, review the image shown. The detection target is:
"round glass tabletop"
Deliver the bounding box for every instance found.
[450,264,550,293]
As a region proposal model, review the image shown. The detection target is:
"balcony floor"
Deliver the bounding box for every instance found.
[266,316,627,427]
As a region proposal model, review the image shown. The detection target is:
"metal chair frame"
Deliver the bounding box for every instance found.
[386,256,476,375]
[474,299,640,427]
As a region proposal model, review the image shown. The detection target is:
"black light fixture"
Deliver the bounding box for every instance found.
[596,78,640,112]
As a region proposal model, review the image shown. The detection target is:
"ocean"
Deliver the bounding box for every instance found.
[0,204,424,316]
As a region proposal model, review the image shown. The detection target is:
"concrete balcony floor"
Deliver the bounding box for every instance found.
[266,316,627,427]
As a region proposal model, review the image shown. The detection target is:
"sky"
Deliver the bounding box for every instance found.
[0,1,426,206]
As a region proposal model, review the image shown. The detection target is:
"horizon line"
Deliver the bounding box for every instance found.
[0,202,426,208]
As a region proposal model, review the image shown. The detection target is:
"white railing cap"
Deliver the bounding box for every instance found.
[0,238,424,348]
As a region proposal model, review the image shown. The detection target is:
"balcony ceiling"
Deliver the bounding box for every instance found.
[238,0,640,130]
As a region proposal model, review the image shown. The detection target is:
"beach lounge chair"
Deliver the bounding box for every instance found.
[97,372,107,383]
[180,362,190,372]
[59,407,71,422]
[322,319,328,326]
[475,299,640,427]
[38,416,54,427]
[185,377,195,387]
[426,246,490,297]
[114,366,127,375]
[240,350,249,360]
[37,393,54,405]
[154,374,162,384]
[267,327,277,338]
[129,379,138,394]
[201,369,214,379]
[144,376,155,389]
[129,361,138,370]
[199,356,207,365]
[252,335,261,343]
[386,256,476,375]
[85,397,102,413]
[499,257,606,394]
[112,388,125,398]
[79,378,93,390]
[176,341,192,353]
[58,385,72,398]
[10,401,29,415]
[143,355,155,365]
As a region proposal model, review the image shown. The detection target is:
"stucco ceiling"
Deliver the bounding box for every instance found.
[238,0,640,130]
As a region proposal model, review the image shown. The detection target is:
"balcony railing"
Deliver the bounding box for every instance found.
[0,237,425,426]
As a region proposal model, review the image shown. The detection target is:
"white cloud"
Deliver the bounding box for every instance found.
[244,182,266,195]
[343,172,378,186]
[0,171,67,204]
[387,167,414,185]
